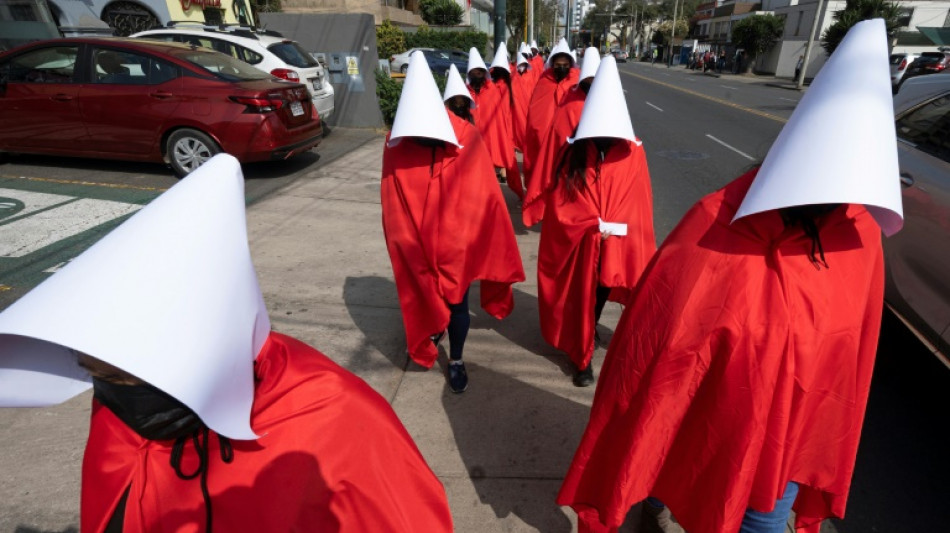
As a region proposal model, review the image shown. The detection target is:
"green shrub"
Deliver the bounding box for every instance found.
[377,20,408,60]
[419,0,463,26]
[375,69,450,129]
[407,25,490,57]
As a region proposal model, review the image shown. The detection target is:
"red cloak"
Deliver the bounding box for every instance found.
[81,332,453,533]
[511,68,534,152]
[381,115,525,368]
[488,78,524,199]
[537,140,656,370]
[557,170,885,533]
[522,68,580,191]
[522,86,586,227]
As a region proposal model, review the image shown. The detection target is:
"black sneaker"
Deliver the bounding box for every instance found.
[448,361,468,393]
[572,364,594,387]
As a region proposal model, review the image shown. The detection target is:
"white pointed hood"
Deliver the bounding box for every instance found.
[490,46,510,73]
[390,50,459,147]
[530,40,539,52]
[733,18,903,235]
[0,154,271,440]
[467,46,489,77]
[580,46,601,81]
[517,43,531,67]
[546,38,575,68]
[443,63,474,108]
[569,56,636,144]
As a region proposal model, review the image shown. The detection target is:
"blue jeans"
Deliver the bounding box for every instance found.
[739,482,800,533]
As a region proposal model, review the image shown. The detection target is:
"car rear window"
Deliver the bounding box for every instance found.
[175,49,272,81]
[890,54,907,65]
[267,41,318,68]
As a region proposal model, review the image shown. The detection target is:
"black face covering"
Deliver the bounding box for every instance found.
[93,378,203,440]
[469,76,485,91]
[553,64,570,81]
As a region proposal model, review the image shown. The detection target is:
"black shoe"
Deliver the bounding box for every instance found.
[448,360,468,393]
[573,364,594,387]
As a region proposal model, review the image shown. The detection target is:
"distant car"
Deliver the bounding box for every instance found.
[885,74,950,366]
[890,52,919,90]
[132,25,335,122]
[390,47,435,74]
[898,51,950,90]
[610,49,628,63]
[0,37,323,177]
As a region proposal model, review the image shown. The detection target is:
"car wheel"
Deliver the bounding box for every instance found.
[166,128,220,178]
[401,64,408,74]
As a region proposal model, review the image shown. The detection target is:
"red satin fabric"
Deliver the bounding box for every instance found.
[537,140,656,370]
[522,68,580,189]
[489,78,523,199]
[511,68,534,152]
[557,170,885,533]
[81,332,453,533]
[381,115,525,367]
[522,86,586,227]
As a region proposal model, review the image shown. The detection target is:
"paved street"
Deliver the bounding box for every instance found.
[0,63,948,533]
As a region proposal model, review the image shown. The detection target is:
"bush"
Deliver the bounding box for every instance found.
[377,20,407,61]
[376,69,404,127]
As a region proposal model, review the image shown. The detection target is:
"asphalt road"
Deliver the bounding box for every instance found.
[0,63,948,532]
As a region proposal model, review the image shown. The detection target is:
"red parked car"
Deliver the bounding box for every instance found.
[0,38,323,177]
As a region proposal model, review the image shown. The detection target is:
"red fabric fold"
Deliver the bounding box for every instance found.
[381,115,525,367]
[81,332,453,533]
[522,86,586,227]
[537,140,656,370]
[522,68,580,191]
[557,170,885,533]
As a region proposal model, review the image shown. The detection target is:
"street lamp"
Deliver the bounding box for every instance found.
[668,0,680,67]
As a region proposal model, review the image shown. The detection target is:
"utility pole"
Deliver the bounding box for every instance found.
[528,0,534,45]
[495,0,508,53]
[668,0,679,67]
[797,0,825,90]
[566,0,572,42]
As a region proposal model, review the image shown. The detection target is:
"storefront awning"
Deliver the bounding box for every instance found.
[917,26,950,47]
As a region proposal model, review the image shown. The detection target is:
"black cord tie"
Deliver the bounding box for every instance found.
[800,217,829,270]
[170,428,234,532]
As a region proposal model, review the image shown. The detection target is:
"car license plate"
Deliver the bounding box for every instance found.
[291,101,304,116]
[311,79,322,91]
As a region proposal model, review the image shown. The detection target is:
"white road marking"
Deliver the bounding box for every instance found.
[706,134,755,161]
[0,188,75,219]
[778,97,798,102]
[645,102,664,112]
[720,84,738,90]
[0,196,140,258]
[43,260,73,273]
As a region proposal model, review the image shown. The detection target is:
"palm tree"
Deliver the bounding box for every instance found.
[821,0,902,55]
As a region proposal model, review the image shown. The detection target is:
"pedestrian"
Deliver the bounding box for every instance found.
[523,38,579,195]
[381,51,525,393]
[795,54,804,81]
[511,43,537,155]
[536,56,657,387]
[0,154,455,532]
[464,46,505,183]
[443,63,474,124]
[522,45,600,227]
[651,48,657,65]
[718,49,727,72]
[487,46,523,195]
[557,19,903,533]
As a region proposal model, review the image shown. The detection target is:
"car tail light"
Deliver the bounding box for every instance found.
[230,95,285,113]
[270,68,300,82]
[898,58,907,70]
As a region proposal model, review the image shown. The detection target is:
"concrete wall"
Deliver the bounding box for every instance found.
[260,12,385,128]
[279,0,424,25]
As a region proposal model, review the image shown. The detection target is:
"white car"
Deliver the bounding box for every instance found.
[390,47,434,74]
[132,25,334,122]
[889,52,919,90]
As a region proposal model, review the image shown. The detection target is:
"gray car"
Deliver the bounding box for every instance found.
[886,74,950,367]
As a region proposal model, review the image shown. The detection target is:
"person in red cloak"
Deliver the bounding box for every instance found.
[536,56,656,388]
[522,46,600,227]
[510,45,536,153]
[0,154,455,533]
[556,19,905,533]
[488,47,525,199]
[382,51,525,392]
[529,41,544,75]
[523,39,579,193]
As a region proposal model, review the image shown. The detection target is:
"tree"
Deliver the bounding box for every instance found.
[821,0,901,56]
[506,0,558,50]
[731,14,784,72]
[419,0,464,26]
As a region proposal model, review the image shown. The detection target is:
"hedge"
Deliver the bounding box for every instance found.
[377,20,490,60]
[375,68,449,128]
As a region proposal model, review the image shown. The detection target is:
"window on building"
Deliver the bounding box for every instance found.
[897,7,913,28]
[795,11,804,36]
[204,8,224,26]
[9,4,37,21]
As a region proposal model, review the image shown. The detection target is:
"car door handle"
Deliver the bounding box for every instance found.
[900,172,915,188]
[50,93,73,102]
[150,91,173,99]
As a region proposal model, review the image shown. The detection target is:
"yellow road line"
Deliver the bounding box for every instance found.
[621,70,789,124]
[0,175,168,193]
[0,285,11,292]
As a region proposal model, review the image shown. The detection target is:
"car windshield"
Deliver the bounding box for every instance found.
[175,49,271,81]
[268,41,318,68]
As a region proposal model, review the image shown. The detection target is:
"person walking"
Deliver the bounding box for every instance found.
[381,51,525,393]
[557,19,903,533]
[536,56,657,387]
[0,154,455,533]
